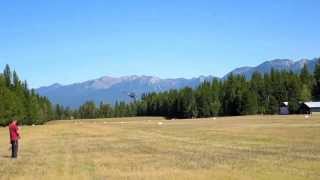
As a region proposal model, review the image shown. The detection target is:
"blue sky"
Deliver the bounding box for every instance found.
[0,0,319,88]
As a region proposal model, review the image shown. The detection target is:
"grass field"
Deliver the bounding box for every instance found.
[0,115,320,180]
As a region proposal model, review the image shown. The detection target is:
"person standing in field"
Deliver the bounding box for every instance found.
[9,120,20,159]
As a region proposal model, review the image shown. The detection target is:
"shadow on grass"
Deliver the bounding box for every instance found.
[1,155,12,159]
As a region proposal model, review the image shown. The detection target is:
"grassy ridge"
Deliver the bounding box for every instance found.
[0,115,320,180]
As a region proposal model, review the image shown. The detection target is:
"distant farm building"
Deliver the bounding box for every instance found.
[279,102,289,115]
[299,102,320,115]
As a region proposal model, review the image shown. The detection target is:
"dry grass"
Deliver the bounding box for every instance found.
[1,115,320,180]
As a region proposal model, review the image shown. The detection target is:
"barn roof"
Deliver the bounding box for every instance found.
[303,102,320,108]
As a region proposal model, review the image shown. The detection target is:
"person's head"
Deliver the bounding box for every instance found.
[11,120,17,125]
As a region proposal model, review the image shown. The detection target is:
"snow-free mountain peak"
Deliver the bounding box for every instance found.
[36,75,214,108]
[224,58,319,79]
[36,57,319,108]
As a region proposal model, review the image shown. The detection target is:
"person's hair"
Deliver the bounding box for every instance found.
[12,120,19,125]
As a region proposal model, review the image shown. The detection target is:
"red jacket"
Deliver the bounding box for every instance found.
[9,122,20,141]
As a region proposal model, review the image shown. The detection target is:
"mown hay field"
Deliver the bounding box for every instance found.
[0,115,320,180]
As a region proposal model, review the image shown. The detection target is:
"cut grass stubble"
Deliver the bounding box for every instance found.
[0,115,320,180]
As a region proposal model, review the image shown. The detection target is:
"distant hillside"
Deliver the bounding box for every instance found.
[36,75,214,108]
[224,58,318,79]
[37,57,319,108]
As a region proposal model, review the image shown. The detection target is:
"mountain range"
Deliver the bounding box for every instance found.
[36,75,214,108]
[36,58,319,108]
[223,58,318,79]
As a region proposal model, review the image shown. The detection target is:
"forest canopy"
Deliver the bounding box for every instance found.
[0,65,53,126]
[2,60,320,124]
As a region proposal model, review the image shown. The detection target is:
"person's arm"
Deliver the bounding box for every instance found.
[15,126,20,139]
[9,127,12,143]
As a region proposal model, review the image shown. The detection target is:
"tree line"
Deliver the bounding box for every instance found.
[0,65,54,126]
[2,60,319,124]
[57,59,320,120]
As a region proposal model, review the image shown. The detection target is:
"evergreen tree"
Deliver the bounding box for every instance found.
[99,102,113,118]
[241,90,258,115]
[300,84,311,101]
[79,101,97,119]
[0,65,54,126]
[300,64,313,88]
[196,81,213,117]
[3,64,12,87]
[180,87,198,118]
[210,79,221,116]
[267,95,279,114]
[313,61,320,100]
[250,72,266,114]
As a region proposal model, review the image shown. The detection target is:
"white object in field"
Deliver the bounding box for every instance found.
[32,124,36,127]
[305,115,310,119]
[158,122,163,125]
[213,117,217,120]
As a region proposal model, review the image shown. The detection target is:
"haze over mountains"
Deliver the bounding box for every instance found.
[37,58,319,108]
[224,58,318,79]
[37,75,214,108]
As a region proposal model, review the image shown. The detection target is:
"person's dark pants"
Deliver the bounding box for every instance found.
[11,140,18,158]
